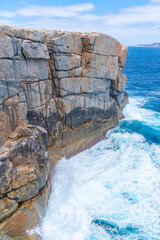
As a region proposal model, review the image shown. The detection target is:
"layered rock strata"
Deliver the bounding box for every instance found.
[0,25,128,239]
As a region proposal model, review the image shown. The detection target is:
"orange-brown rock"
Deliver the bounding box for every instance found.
[0,178,51,240]
[0,197,18,222]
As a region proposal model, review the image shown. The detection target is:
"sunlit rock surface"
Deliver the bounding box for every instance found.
[0,25,128,239]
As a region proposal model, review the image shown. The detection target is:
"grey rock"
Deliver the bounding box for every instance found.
[60,77,111,96]
[55,55,81,71]
[0,234,12,240]
[0,81,8,105]
[11,27,44,42]
[55,67,82,78]
[82,53,118,80]
[20,59,49,81]
[0,197,18,222]
[0,60,15,81]
[0,57,49,85]
[61,92,113,114]
[3,95,19,116]
[112,73,127,92]
[0,150,13,198]
[0,80,20,105]
[0,29,14,59]
[12,38,22,58]
[119,45,128,67]
[82,33,122,56]
[22,40,49,59]
[53,32,82,54]
[22,80,52,109]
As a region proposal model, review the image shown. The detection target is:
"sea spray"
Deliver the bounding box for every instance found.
[42,97,160,240]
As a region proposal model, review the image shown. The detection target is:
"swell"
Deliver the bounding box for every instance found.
[116,120,160,144]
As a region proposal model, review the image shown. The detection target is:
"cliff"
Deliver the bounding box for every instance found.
[0,25,128,239]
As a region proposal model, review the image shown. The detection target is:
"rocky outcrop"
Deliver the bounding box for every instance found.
[0,25,128,239]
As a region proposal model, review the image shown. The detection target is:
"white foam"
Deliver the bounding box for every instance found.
[123,97,160,128]
[41,98,160,240]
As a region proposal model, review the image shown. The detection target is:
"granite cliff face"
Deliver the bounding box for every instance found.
[0,25,128,239]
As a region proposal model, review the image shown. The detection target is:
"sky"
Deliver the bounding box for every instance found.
[0,0,160,45]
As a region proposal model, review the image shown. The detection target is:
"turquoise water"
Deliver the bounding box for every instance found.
[41,47,160,240]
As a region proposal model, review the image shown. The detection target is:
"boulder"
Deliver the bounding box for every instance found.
[55,67,82,79]
[22,40,49,59]
[0,149,13,198]
[82,53,118,80]
[20,60,49,82]
[59,77,111,96]
[0,29,14,58]
[55,55,81,71]
[0,60,15,81]
[0,125,49,205]
[82,33,122,56]
[0,197,18,222]
[0,178,51,239]
[119,45,128,67]
[112,73,127,92]
[22,80,52,109]
[53,32,82,54]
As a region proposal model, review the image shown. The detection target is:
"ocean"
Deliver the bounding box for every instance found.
[41,47,160,240]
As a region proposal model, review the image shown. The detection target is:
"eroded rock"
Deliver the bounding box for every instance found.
[0,125,49,207]
[59,77,111,96]
[53,32,82,54]
[0,149,13,198]
[0,29,14,58]
[55,55,81,71]
[112,73,127,92]
[82,53,118,80]
[0,178,51,239]
[0,25,128,239]
[22,40,49,59]
[0,197,18,222]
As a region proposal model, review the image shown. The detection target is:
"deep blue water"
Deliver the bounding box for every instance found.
[123,47,160,146]
[124,47,160,113]
[41,47,160,240]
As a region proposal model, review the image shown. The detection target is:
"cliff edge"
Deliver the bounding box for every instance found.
[0,25,128,239]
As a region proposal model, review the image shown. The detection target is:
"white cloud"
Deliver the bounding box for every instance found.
[0,10,16,18]
[16,3,95,18]
[78,4,160,26]
[20,1,26,4]
[78,14,100,21]
[1,1,160,44]
[0,18,15,25]
[14,16,160,45]
[102,4,160,26]
[150,0,160,3]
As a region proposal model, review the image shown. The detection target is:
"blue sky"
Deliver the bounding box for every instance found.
[0,0,160,45]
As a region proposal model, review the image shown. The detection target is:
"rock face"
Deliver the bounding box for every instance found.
[0,25,128,239]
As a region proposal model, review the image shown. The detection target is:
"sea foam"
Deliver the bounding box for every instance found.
[41,97,160,240]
